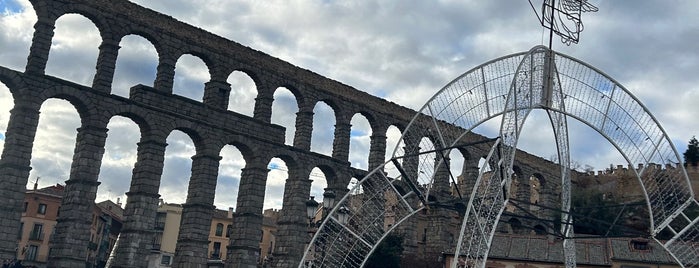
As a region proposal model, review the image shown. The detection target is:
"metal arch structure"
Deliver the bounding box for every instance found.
[300,46,699,268]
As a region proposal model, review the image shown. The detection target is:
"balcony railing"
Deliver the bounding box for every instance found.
[210,252,221,259]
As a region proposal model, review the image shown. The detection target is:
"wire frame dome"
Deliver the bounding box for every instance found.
[300,46,699,268]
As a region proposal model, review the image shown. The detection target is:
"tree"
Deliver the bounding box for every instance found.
[365,234,404,268]
[684,136,699,167]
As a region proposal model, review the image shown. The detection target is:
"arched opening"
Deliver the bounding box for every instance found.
[508,218,523,234]
[533,224,547,235]
[172,54,209,101]
[226,71,257,116]
[530,174,543,213]
[348,113,371,169]
[311,101,335,156]
[264,157,288,210]
[95,116,140,204]
[309,167,328,203]
[0,1,37,70]
[271,87,298,146]
[417,137,436,187]
[448,149,466,196]
[214,145,245,210]
[159,130,196,205]
[0,81,12,154]
[111,34,158,97]
[45,14,100,85]
[28,99,80,188]
[384,125,403,179]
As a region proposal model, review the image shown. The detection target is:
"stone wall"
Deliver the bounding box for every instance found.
[0,0,627,267]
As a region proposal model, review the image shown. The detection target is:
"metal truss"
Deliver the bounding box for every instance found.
[300,46,698,268]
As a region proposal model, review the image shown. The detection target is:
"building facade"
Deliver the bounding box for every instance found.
[16,184,122,267]
[147,201,279,267]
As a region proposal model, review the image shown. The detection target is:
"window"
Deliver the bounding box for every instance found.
[25,245,38,261]
[155,212,166,230]
[226,224,232,238]
[18,222,23,239]
[160,255,171,265]
[152,234,163,250]
[37,203,47,215]
[212,242,221,259]
[23,202,28,212]
[215,223,223,236]
[30,223,43,241]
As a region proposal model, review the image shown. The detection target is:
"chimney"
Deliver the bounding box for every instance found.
[228,207,234,218]
[33,176,40,190]
[116,197,122,207]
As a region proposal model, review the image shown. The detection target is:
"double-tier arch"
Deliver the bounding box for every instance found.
[302,46,698,268]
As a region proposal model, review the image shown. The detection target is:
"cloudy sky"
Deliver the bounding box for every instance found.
[0,0,697,211]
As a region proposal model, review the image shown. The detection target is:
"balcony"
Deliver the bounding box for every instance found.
[210,252,221,260]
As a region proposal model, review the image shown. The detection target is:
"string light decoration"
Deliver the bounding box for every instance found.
[529,0,599,46]
[300,46,698,268]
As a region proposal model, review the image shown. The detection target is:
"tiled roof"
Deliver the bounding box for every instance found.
[34,184,65,197]
[486,235,683,266]
[488,234,611,265]
[608,238,676,264]
[212,209,229,219]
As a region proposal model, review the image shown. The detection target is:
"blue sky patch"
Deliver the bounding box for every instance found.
[0,132,4,140]
[1,0,23,14]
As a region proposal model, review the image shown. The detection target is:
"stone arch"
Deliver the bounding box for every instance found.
[384,125,404,178]
[349,113,372,169]
[271,86,300,145]
[309,166,330,204]
[172,54,210,101]
[507,218,523,234]
[226,70,258,116]
[41,3,112,34]
[530,173,544,206]
[44,13,101,85]
[96,114,143,202]
[533,224,547,235]
[311,100,337,156]
[265,154,298,210]
[159,129,197,204]
[305,46,698,268]
[111,34,159,97]
[29,97,81,186]
[214,145,246,209]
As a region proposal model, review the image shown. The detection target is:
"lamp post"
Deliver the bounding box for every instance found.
[322,190,336,211]
[305,191,341,267]
[306,196,319,228]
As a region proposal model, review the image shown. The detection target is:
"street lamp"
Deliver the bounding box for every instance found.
[336,206,350,225]
[306,196,319,227]
[322,190,336,210]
